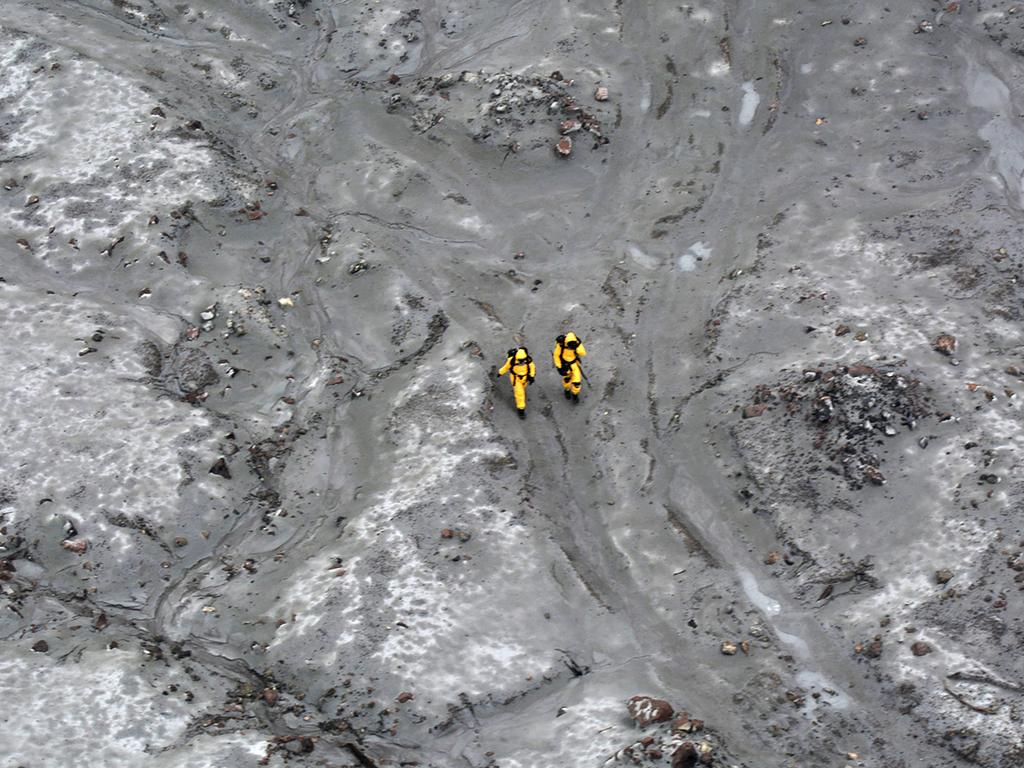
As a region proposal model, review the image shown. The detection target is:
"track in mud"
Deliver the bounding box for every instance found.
[1,1,1023,767]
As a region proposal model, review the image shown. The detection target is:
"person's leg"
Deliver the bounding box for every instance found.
[513,378,527,414]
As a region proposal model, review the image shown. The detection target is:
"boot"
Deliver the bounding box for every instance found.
[518,408,526,420]
[572,392,579,403]
[564,389,572,400]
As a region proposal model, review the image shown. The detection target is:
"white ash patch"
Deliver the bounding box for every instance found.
[0,648,213,766]
[842,517,997,629]
[497,696,631,768]
[0,28,248,270]
[0,286,218,550]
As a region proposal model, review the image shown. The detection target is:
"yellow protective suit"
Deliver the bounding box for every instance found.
[498,347,536,416]
[553,332,587,398]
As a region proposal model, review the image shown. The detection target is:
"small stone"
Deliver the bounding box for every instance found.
[441,528,454,539]
[911,641,932,656]
[764,550,781,565]
[720,640,738,655]
[396,691,414,703]
[933,334,956,355]
[847,364,875,377]
[860,635,883,658]
[854,330,868,341]
[917,111,929,121]
[626,695,674,726]
[277,297,294,308]
[25,195,40,207]
[671,713,698,732]
[555,136,573,157]
[742,403,767,419]
[209,458,231,479]
[388,73,400,84]
[863,466,886,486]
[32,640,49,653]
[173,537,188,548]
[854,36,867,46]
[835,324,851,336]
[62,539,88,554]
[263,688,279,706]
[560,118,582,134]
[935,569,953,584]
[594,86,609,101]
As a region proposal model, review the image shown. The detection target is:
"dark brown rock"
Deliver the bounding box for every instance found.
[672,742,698,768]
[627,695,674,726]
[32,639,49,653]
[862,635,883,658]
[396,691,414,703]
[742,403,767,419]
[935,568,953,585]
[911,641,932,656]
[933,334,957,356]
[263,688,279,706]
[863,466,886,486]
[672,713,704,733]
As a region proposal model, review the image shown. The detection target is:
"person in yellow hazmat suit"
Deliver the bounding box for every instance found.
[498,346,536,419]
[553,332,587,402]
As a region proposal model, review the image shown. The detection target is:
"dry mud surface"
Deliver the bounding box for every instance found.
[1,1,1023,767]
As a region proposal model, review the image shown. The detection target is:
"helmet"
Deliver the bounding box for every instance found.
[515,348,528,361]
[564,331,580,349]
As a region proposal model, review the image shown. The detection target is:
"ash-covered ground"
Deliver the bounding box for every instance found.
[1,1,1022,767]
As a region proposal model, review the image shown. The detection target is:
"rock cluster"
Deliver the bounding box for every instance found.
[384,68,611,155]
[739,362,935,490]
[617,696,716,766]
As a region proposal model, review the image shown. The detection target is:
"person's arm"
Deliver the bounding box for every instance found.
[528,361,536,382]
[498,357,511,375]
[552,344,561,369]
[577,343,587,358]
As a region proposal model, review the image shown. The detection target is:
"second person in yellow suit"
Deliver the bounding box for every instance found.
[553,331,586,402]
[498,347,536,419]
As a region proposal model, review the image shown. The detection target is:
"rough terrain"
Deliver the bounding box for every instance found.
[0,1,1022,767]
